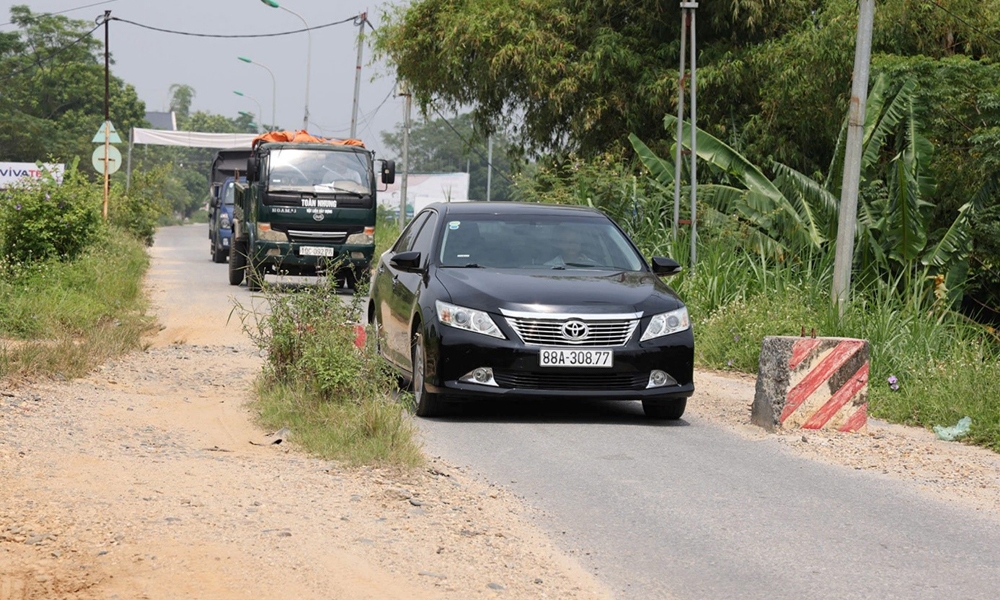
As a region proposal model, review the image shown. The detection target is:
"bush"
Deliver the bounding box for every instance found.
[0,164,104,264]
[109,165,170,246]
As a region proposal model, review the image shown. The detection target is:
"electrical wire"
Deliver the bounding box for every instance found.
[108,15,358,39]
[357,88,396,140]
[925,1,1000,50]
[0,21,101,84]
[430,104,514,185]
[0,0,118,27]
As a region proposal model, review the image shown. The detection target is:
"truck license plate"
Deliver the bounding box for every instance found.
[539,348,614,368]
[300,246,336,257]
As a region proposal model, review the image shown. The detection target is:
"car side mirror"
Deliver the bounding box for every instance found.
[651,256,682,276]
[390,251,422,272]
[380,159,396,184]
[246,156,258,182]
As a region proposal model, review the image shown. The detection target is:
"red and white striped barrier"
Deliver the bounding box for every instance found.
[751,336,869,432]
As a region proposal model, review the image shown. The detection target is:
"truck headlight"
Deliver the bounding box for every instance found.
[256,223,288,243]
[640,307,690,341]
[346,226,375,245]
[219,213,231,229]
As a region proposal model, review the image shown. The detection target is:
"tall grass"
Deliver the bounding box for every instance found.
[0,228,152,378]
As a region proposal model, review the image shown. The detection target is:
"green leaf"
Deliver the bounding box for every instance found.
[628,133,674,187]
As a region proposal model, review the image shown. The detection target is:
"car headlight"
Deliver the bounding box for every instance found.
[436,300,504,339]
[256,222,288,243]
[640,307,690,341]
[346,226,375,245]
[219,213,231,229]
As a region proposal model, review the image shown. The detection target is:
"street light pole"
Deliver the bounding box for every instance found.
[350,12,366,139]
[238,56,276,131]
[233,91,263,133]
[261,0,310,131]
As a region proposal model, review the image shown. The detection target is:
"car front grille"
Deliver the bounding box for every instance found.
[493,371,648,391]
[502,311,640,347]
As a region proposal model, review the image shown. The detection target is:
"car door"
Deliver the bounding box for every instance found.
[392,210,439,370]
[376,211,430,366]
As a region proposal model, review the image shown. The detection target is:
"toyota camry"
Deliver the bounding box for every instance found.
[368,202,694,419]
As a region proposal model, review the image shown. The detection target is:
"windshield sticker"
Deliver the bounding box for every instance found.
[301,198,338,208]
[449,221,460,230]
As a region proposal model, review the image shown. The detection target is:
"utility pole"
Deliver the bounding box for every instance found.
[486,135,493,201]
[102,10,111,221]
[675,2,698,268]
[398,81,412,229]
[832,0,875,317]
[349,12,366,139]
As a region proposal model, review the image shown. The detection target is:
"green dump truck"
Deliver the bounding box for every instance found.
[228,131,395,291]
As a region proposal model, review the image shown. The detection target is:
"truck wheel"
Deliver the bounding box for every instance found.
[228,239,245,286]
[345,267,370,291]
[212,239,227,264]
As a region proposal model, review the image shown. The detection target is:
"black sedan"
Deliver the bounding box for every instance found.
[368,202,694,419]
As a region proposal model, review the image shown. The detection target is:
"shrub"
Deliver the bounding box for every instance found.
[0,163,104,264]
[109,165,170,246]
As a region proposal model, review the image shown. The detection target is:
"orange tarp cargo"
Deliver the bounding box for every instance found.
[251,130,366,149]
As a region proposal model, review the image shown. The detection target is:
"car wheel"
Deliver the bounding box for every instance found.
[411,332,444,417]
[212,239,227,263]
[228,238,245,286]
[642,397,687,420]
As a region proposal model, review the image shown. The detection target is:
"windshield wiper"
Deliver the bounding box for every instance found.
[313,184,365,197]
[552,262,597,269]
[443,263,484,268]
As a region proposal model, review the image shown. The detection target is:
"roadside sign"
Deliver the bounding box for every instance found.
[92,144,122,174]
[92,121,123,144]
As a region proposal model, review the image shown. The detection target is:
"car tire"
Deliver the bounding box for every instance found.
[228,238,245,286]
[212,239,227,263]
[642,397,687,420]
[411,332,444,417]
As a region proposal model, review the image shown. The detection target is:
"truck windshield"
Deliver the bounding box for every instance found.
[267,148,371,193]
[223,182,235,205]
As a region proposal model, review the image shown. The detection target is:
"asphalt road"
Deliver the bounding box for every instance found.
[167,224,1000,599]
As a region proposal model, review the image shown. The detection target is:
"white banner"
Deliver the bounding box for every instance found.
[0,162,65,188]
[130,128,257,149]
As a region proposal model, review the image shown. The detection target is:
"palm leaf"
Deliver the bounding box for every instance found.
[921,202,972,268]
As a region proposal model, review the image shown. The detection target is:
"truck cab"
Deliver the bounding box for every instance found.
[210,176,245,263]
[228,133,394,291]
[208,147,252,262]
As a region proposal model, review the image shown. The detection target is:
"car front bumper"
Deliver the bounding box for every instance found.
[423,323,694,400]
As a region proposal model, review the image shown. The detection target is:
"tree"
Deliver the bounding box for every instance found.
[380,113,514,201]
[0,6,146,167]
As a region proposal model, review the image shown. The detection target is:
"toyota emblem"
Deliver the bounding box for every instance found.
[560,320,589,341]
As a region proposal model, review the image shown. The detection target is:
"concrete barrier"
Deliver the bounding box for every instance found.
[751,336,869,433]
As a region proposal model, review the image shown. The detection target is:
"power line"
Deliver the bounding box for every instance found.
[430,104,514,185]
[108,15,358,39]
[0,21,101,84]
[926,1,1000,50]
[0,0,118,27]
[357,88,395,140]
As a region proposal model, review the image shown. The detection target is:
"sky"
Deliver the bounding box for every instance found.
[0,0,407,160]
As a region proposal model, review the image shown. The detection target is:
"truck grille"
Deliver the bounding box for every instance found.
[286,229,347,244]
[501,310,640,347]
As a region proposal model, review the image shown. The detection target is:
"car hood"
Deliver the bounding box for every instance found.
[434,268,684,315]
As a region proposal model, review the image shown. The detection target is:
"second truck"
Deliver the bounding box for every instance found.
[228,131,395,291]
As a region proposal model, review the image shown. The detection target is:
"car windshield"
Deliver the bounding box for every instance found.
[266,148,370,193]
[222,182,235,205]
[438,214,645,271]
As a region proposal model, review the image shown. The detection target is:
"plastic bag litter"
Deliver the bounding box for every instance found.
[933,416,972,441]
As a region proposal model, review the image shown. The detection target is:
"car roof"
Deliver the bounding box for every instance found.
[425,201,607,219]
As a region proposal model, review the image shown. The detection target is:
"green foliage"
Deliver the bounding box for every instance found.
[236,272,422,467]
[380,112,514,201]
[0,227,151,378]
[0,163,104,264]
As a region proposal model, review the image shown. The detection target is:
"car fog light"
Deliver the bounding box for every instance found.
[459,367,498,387]
[266,248,281,257]
[647,370,677,389]
[351,251,365,259]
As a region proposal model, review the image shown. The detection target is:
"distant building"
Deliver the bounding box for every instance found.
[144,111,177,131]
[380,173,471,215]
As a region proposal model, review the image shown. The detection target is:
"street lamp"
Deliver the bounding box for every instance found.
[238,110,259,133]
[233,90,263,133]
[260,0,311,131]
[238,56,276,131]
